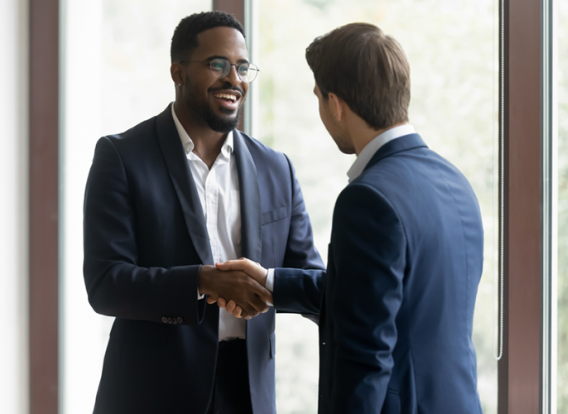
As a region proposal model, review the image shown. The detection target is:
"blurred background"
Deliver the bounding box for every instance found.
[2,0,567,413]
[61,0,499,413]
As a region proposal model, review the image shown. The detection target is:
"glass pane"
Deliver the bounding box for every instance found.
[557,2,568,410]
[256,1,498,413]
[61,1,211,413]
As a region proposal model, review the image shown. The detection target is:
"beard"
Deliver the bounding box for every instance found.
[199,104,243,133]
[183,80,244,133]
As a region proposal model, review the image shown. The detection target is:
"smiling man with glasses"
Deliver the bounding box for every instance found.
[83,11,323,414]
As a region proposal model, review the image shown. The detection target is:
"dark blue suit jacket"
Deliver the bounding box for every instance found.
[275,134,484,414]
[83,105,324,414]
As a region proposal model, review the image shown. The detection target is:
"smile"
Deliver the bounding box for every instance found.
[213,93,238,103]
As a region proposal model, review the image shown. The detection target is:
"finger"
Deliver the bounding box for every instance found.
[206,296,217,305]
[217,297,227,308]
[233,306,243,318]
[239,301,260,318]
[226,300,237,313]
[216,258,253,272]
[248,283,273,309]
[245,293,270,315]
[263,293,274,310]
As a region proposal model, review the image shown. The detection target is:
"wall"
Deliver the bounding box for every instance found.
[0,0,29,413]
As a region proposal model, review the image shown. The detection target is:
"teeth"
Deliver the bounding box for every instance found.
[214,93,237,102]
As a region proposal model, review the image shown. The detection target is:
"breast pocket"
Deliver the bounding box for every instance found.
[260,206,290,267]
[261,206,288,226]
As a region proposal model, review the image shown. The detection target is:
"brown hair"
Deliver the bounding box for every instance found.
[306,23,410,130]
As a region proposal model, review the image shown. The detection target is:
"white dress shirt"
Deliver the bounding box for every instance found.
[347,124,416,182]
[172,105,246,341]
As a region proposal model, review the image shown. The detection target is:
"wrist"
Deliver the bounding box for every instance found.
[261,269,268,287]
[198,265,215,295]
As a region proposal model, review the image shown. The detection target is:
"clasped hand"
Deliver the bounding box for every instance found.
[198,258,271,320]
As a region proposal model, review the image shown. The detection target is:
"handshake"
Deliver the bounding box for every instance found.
[198,258,272,320]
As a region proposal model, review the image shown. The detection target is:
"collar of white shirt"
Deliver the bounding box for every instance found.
[171,103,234,159]
[346,124,416,182]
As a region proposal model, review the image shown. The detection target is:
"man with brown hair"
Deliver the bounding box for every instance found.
[218,23,484,413]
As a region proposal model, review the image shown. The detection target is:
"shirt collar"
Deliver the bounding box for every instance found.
[347,124,416,182]
[171,103,234,158]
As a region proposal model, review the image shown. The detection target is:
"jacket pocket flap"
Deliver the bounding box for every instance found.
[261,206,288,226]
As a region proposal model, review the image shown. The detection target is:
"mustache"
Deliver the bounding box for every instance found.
[208,83,245,96]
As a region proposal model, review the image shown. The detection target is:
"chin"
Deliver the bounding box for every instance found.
[333,139,355,155]
[219,107,238,116]
[338,146,356,155]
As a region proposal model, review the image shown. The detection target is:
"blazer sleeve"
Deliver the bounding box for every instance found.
[272,154,326,315]
[83,137,205,325]
[328,183,406,414]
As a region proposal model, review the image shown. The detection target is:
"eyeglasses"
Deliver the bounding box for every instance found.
[180,58,260,83]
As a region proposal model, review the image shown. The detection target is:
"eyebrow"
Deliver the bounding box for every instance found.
[205,55,250,64]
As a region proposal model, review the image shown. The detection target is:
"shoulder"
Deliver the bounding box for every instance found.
[336,182,397,215]
[93,115,161,166]
[101,115,158,150]
[332,182,406,248]
[238,131,292,171]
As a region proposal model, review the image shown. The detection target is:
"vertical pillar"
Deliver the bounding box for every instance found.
[212,0,247,132]
[499,0,542,412]
[29,0,59,412]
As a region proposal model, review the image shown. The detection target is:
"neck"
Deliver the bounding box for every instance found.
[352,122,407,156]
[173,100,227,169]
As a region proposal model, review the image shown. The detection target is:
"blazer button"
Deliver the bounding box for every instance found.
[177,317,183,324]
[167,317,173,324]
[322,342,326,345]
[162,317,168,324]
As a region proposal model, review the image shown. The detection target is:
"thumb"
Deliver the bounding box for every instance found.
[216,259,249,271]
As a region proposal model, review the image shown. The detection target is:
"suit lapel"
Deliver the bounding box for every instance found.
[156,105,214,265]
[233,130,262,264]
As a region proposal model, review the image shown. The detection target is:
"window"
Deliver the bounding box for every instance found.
[257,1,498,412]
[60,1,211,412]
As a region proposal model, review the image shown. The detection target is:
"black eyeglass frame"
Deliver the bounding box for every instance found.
[179,58,260,83]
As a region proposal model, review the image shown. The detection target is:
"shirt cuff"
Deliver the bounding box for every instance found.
[265,268,275,292]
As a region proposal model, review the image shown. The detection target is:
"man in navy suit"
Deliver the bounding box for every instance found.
[83,11,323,414]
[218,23,484,413]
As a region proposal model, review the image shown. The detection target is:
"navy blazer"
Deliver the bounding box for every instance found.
[276,134,484,414]
[83,104,324,414]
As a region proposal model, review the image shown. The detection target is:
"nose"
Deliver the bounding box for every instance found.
[221,64,241,85]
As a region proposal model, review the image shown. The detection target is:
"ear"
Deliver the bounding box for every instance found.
[170,62,184,86]
[327,92,345,122]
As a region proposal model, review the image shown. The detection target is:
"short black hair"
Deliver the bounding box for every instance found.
[170,11,245,63]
